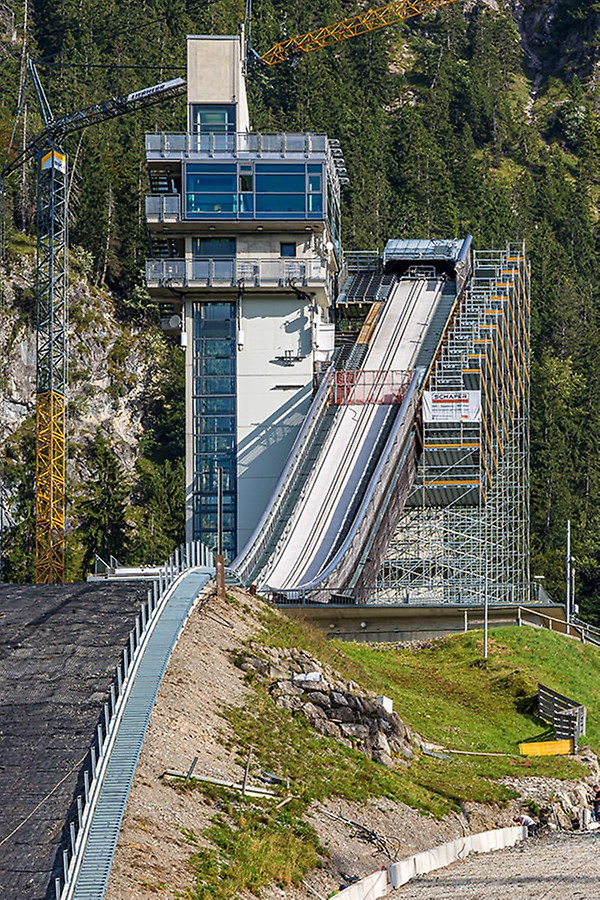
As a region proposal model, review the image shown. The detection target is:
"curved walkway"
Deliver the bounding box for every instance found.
[66,568,213,900]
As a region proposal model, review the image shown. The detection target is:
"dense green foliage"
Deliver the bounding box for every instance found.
[1,0,599,598]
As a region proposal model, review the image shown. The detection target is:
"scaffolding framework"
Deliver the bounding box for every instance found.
[375,244,530,605]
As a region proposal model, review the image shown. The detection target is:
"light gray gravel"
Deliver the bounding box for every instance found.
[397,831,600,899]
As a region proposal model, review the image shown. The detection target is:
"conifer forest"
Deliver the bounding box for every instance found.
[0,0,599,617]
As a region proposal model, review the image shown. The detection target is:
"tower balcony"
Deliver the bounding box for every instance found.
[145,256,329,291]
[145,194,181,222]
[145,132,332,161]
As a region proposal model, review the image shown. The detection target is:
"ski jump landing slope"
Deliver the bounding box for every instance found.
[234,278,452,598]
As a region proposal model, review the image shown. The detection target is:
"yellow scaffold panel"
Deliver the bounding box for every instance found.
[519,739,573,757]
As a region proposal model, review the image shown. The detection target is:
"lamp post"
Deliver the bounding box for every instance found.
[566,520,571,635]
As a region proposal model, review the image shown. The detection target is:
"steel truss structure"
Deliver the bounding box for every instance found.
[35,149,68,583]
[375,244,530,605]
[259,0,461,65]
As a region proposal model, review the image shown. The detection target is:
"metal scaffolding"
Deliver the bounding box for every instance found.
[375,244,530,605]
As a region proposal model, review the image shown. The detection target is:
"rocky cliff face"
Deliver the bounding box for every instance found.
[0,243,170,516]
[509,0,600,87]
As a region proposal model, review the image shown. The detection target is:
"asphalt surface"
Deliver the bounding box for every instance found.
[397,830,600,899]
[0,581,147,900]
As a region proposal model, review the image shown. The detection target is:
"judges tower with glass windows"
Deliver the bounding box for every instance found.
[145,35,343,560]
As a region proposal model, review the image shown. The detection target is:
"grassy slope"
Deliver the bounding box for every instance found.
[336,626,600,754]
[174,607,596,897]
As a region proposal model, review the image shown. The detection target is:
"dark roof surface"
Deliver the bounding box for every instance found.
[0,581,146,899]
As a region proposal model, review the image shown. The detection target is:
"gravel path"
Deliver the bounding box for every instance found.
[397,831,600,899]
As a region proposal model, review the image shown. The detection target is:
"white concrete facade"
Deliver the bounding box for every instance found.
[186,35,249,131]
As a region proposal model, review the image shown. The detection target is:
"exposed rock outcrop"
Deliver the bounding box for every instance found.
[237,643,417,766]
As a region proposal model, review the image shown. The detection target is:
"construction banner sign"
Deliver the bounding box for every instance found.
[423,390,481,422]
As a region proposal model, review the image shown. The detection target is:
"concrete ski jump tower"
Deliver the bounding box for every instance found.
[143,36,530,610]
[145,35,343,559]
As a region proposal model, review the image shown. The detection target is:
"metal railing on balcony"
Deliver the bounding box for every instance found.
[145,256,328,289]
[145,131,330,159]
[145,194,181,220]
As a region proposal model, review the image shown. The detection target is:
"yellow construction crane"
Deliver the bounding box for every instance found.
[2,66,186,583]
[259,0,461,65]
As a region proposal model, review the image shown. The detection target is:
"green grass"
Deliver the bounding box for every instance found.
[337,627,600,755]
[178,800,321,899]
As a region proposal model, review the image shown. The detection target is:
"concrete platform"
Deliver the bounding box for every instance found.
[278,602,566,642]
[0,581,146,899]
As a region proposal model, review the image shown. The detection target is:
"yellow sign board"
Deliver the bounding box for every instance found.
[519,739,574,757]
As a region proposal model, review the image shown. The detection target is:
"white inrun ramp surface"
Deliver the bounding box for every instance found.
[259,278,445,591]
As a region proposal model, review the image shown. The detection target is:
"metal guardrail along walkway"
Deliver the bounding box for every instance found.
[65,567,213,900]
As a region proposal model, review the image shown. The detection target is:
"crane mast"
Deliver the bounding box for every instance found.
[2,65,186,583]
[35,147,68,583]
[259,0,461,65]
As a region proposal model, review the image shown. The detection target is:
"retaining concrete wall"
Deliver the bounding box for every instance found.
[336,869,388,899]
[337,825,526,897]
[388,825,525,888]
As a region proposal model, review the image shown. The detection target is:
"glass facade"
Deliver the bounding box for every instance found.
[192,301,237,559]
[185,161,326,221]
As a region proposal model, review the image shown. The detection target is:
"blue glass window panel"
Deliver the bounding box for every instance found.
[187,163,237,174]
[195,341,234,360]
[240,172,253,192]
[255,173,305,193]
[196,376,236,395]
[308,194,323,213]
[195,400,235,420]
[255,194,305,214]
[199,495,236,514]
[200,416,236,434]
[308,173,321,192]
[187,172,237,192]
[198,320,232,338]
[280,242,296,258]
[187,193,237,214]
[199,472,235,493]
[194,238,236,257]
[198,434,236,454]
[222,534,236,553]
[190,105,236,134]
[308,164,321,172]
[256,163,305,173]
[198,455,236,473]
[199,357,235,376]
[200,513,218,531]
[239,194,254,215]
[202,303,235,320]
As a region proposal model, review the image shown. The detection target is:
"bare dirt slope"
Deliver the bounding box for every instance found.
[106,587,532,900]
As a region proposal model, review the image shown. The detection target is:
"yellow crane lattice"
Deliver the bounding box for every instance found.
[260,0,461,65]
